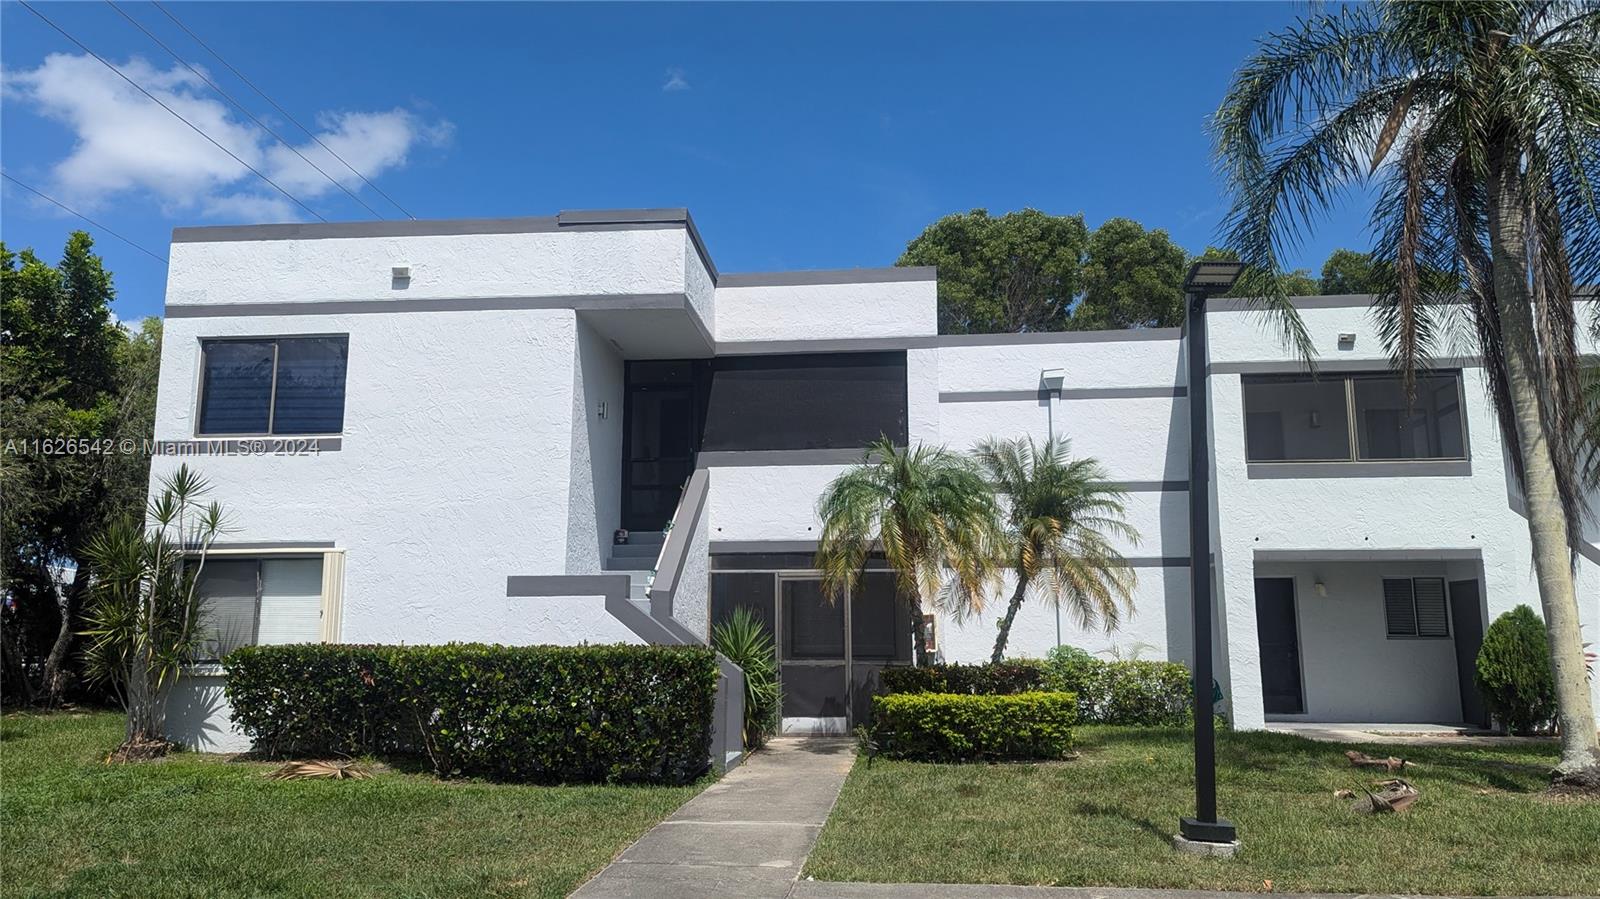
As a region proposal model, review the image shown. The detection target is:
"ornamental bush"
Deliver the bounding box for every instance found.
[871,691,1076,761]
[878,661,1049,695]
[224,643,719,784]
[1042,648,1193,727]
[1476,605,1556,735]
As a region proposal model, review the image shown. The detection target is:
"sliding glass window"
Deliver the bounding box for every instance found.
[1242,372,1466,463]
[198,336,349,436]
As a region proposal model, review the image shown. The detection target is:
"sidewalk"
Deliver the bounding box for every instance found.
[570,737,854,899]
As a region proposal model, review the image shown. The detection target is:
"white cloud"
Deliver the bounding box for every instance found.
[662,67,690,92]
[3,53,451,222]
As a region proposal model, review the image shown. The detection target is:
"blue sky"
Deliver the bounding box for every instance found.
[2,2,1373,321]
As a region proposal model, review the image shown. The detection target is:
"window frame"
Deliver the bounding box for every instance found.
[1382,576,1451,640]
[187,548,344,664]
[195,334,350,438]
[1241,370,1469,465]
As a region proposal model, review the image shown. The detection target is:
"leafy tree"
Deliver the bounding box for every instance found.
[898,208,1087,334]
[1476,604,1557,735]
[1072,218,1189,329]
[0,233,158,705]
[1215,1,1600,787]
[1199,246,1321,298]
[815,438,1003,665]
[1320,248,1381,294]
[82,465,224,756]
[971,437,1137,663]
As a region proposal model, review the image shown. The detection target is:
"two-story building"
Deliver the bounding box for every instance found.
[152,209,1600,749]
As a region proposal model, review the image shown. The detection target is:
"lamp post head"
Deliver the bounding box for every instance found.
[1183,259,1245,296]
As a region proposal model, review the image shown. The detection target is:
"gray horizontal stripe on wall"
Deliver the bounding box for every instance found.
[1247,459,1471,479]
[150,437,342,454]
[1506,495,1600,567]
[718,266,937,288]
[1125,556,1191,568]
[506,574,629,598]
[939,386,1186,403]
[937,327,1181,347]
[1107,480,1189,492]
[710,540,820,554]
[165,292,689,319]
[696,448,872,467]
[202,541,336,550]
[714,335,940,355]
[1209,293,1378,312]
[1254,548,1482,563]
[1210,357,1481,375]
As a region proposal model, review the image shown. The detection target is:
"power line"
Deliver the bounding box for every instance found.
[17,0,327,223]
[105,0,388,220]
[152,0,417,220]
[2,172,170,265]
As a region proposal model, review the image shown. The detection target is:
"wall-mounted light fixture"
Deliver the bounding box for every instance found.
[1337,332,1356,349]
[597,401,609,420]
[1314,579,1328,597]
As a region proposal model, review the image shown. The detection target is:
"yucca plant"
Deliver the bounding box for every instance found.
[1214,0,1600,789]
[972,437,1138,662]
[81,464,227,757]
[711,608,779,749]
[815,437,1004,666]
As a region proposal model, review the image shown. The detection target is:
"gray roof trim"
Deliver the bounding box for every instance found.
[164,292,689,318]
[1254,548,1483,563]
[1108,480,1189,492]
[1212,357,1481,375]
[718,266,937,288]
[939,386,1186,404]
[206,540,336,550]
[714,335,939,355]
[1210,294,1378,312]
[710,540,820,555]
[938,327,1181,347]
[171,207,723,284]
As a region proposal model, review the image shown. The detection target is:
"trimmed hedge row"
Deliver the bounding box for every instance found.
[224,643,719,785]
[881,652,1193,727]
[879,662,1048,695]
[872,691,1076,761]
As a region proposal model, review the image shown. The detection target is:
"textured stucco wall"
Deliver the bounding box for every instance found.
[707,465,846,542]
[151,307,591,645]
[166,228,693,307]
[674,494,713,641]
[566,321,625,575]
[713,278,936,344]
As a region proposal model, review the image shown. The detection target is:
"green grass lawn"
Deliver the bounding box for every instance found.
[806,726,1600,896]
[1,711,701,898]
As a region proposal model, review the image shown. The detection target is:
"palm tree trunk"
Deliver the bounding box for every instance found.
[40,564,89,707]
[909,593,928,667]
[990,572,1030,663]
[1488,138,1600,787]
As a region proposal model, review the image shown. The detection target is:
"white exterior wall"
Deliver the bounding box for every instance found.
[713,276,936,344]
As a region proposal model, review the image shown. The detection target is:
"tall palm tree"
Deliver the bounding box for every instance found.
[973,437,1138,663]
[1214,1,1600,787]
[815,437,1002,666]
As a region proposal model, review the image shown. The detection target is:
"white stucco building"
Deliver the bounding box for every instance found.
[151,208,1600,749]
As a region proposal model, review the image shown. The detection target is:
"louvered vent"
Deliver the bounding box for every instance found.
[1383,578,1417,637]
[1413,577,1449,637]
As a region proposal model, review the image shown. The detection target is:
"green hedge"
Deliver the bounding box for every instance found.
[879,661,1048,695]
[880,654,1192,727]
[872,691,1076,761]
[224,643,719,785]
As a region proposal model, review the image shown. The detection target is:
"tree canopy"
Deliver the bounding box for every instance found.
[1073,218,1189,330]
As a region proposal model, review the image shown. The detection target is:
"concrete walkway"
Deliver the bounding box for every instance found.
[571,737,854,898]
[1266,721,1556,747]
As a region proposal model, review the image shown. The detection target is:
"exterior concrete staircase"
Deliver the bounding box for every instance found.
[604,530,663,602]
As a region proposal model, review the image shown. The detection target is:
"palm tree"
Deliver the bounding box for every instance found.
[973,438,1138,663]
[1214,1,1600,787]
[815,437,1002,666]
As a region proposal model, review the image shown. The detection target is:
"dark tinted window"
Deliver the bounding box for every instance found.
[701,352,907,451]
[711,572,776,635]
[198,341,274,434]
[1242,375,1351,461]
[782,578,844,659]
[1353,375,1465,460]
[850,572,912,661]
[271,337,349,434]
[198,336,349,435]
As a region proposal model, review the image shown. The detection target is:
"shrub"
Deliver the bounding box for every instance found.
[879,661,1048,695]
[871,691,1076,761]
[225,643,719,784]
[1042,646,1192,726]
[711,609,780,750]
[1476,605,1556,735]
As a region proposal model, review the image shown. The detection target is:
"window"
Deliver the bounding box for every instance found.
[700,352,908,451]
[1383,577,1449,638]
[1243,372,1466,463]
[195,557,324,659]
[198,336,349,435]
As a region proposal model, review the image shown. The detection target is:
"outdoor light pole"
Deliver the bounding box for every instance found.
[1178,260,1243,847]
